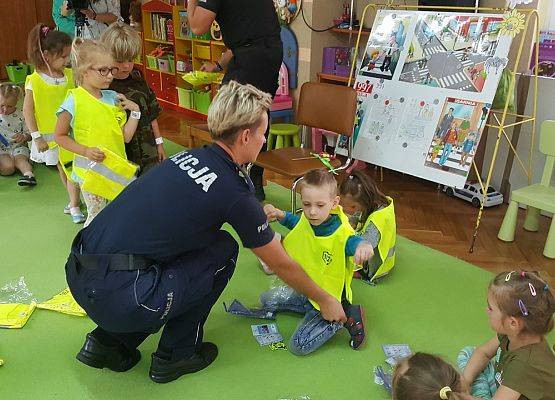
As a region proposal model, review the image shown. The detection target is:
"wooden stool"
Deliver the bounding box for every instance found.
[267,123,300,150]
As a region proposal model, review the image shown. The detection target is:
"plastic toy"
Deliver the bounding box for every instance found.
[443,182,504,208]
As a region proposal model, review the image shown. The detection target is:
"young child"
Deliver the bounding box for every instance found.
[460,130,478,167]
[54,38,140,227]
[237,169,373,355]
[339,170,396,284]
[0,84,35,186]
[100,22,166,175]
[393,352,474,400]
[459,271,555,400]
[23,24,84,222]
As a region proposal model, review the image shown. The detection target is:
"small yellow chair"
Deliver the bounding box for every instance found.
[267,123,300,150]
[497,120,555,258]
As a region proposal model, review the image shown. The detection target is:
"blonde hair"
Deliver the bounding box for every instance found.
[0,83,23,102]
[71,38,112,85]
[207,80,272,144]
[100,22,142,62]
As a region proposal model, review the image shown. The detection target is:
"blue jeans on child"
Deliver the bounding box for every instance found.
[259,286,344,356]
[457,346,498,400]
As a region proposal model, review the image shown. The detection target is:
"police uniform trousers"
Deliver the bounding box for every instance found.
[66,230,239,360]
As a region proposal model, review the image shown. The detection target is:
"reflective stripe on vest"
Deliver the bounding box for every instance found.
[74,156,136,187]
[42,133,55,142]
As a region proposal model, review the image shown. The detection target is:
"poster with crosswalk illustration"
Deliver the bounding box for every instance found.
[349,9,512,188]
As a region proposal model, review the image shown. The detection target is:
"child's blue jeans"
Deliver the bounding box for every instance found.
[259,286,344,356]
[457,346,498,400]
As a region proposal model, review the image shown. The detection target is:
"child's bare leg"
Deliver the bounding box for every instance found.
[0,155,15,176]
[57,162,81,208]
[13,155,33,176]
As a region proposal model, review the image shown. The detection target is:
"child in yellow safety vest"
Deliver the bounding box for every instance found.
[339,170,396,285]
[254,169,373,355]
[54,39,140,227]
[23,24,84,223]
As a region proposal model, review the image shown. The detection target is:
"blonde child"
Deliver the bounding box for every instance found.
[339,170,396,284]
[458,271,555,400]
[392,352,474,400]
[241,169,373,355]
[0,84,35,186]
[100,23,166,175]
[23,24,84,222]
[54,39,140,227]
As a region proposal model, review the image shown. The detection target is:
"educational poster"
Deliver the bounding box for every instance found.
[346,9,512,188]
[359,13,412,80]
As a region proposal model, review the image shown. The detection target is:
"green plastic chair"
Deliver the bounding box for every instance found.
[498,120,555,258]
[267,123,300,150]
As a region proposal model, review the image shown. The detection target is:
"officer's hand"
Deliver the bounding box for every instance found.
[117,94,140,112]
[354,242,374,265]
[264,204,285,222]
[319,296,347,324]
[35,137,49,152]
[200,62,219,73]
[85,146,106,162]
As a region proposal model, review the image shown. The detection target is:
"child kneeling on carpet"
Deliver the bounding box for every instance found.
[0,83,36,186]
[339,170,396,285]
[248,169,373,355]
[458,270,555,400]
[392,352,474,400]
[54,39,140,227]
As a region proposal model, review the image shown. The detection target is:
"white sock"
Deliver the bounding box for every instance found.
[70,207,81,216]
[24,172,34,177]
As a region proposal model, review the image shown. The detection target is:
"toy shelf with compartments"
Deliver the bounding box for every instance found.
[141,0,227,119]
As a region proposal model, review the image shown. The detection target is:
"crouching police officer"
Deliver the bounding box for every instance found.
[65,81,347,383]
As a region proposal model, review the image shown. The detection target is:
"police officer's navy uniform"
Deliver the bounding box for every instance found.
[66,144,274,379]
[197,0,283,198]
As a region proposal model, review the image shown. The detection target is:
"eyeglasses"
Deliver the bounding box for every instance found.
[90,66,120,77]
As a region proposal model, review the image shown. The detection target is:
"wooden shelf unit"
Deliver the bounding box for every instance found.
[141,0,227,117]
[331,27,371,36]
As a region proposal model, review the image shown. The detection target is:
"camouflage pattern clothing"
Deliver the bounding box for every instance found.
[109,71,162,175]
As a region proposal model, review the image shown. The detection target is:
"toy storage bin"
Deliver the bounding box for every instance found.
[146,55,158,69]
[176,87,193,108]
[5,62,29,84]
[167,54,175,73]
[193,90,211,114]
[158,58,170,72]
[194,44,211,60]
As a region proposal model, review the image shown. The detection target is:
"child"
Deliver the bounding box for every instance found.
[0,84,35,186]
[54,38,140,227]
[393,352,473,400]
[439,121,458,166]
[100,23,166,175]
[459,271,555,400]
[23,24,84,222]
[460,130,477,167]
[237,169,373,355]
[339,170,396,284]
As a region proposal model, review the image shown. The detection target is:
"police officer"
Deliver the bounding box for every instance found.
[66,82,346,383]
[187,0,283,201]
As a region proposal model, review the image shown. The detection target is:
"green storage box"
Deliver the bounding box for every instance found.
[193,90,211,114]
[177,87,193,109]
[146,55,158,70]
[5,62,29,84]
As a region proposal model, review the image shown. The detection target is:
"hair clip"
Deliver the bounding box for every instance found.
[40,26,50,38]
[439,386,452,400]
[545,284,550,292]
[518,299,528,316]
[529,283,536,297]
[505,271,516,282]
[348,175,355,180]
[520,271,526,279]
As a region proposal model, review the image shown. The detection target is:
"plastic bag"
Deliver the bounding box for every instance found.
[181,71,223,86]
[0,277,37,329]
[492,69,515,111]
[374,365,393,395]
[0,277,36,304]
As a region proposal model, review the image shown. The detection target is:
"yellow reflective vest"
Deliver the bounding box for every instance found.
[356,196,396,282]
[282,207,355,310]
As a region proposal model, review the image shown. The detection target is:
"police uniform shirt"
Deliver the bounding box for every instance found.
[80,144,274,263]
[197,0,280,50]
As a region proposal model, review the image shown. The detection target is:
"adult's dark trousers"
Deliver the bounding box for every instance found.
[66,230,238,361]
[222,41,283,188]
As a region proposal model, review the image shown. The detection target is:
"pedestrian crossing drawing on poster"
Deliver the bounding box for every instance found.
[347,9,512,188]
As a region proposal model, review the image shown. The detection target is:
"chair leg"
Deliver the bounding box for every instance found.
[291,176,303,213]
[267,133,276,151]
[276,135,284,149]
[498,200,519,242]
[544,216,555,259]
[293,132,301,147]
[523,206,540,232]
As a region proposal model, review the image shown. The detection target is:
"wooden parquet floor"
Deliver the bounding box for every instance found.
[158,110,555,286]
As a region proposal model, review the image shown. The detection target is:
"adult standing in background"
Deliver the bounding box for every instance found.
[187,0,283,201]
[53,0,76,37]
[62,0,121,39]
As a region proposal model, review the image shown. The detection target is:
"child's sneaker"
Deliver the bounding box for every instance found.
[17,175,37,186]
[70,207,85,224]
[344,304,366,350]
[64,204,71,214]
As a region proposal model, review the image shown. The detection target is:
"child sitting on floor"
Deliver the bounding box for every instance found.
[339,170,396,284]
[459,270,555,400]
[232,169,374,355]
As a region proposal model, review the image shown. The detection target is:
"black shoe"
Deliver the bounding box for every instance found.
[76,333,141,372]
[149,342,218,384]
[18,175,37,186]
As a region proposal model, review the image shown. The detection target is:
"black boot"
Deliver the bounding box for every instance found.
[76,332,141,372]
[149,342,218,384]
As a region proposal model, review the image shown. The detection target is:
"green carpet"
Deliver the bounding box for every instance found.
[2,143,548,399]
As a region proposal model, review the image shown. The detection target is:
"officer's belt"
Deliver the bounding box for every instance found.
[73,253,154,271]
[232,35,281,51]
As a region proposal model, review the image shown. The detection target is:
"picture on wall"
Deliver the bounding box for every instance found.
[399,14,504,92]
[359,12,412,80]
